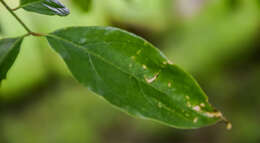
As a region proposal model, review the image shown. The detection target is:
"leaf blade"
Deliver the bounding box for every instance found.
[19,0,70,16]
[46,26,225,129]
[0,37,23,82]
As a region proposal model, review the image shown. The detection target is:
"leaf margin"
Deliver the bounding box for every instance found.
[45,26,228,129]
[0,36,24,82]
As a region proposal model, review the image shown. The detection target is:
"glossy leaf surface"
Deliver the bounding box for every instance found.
[0,37,23,82]
[46,26,225,129]
[19,0,69,16]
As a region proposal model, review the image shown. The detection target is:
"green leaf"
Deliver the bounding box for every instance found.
[0,37,23,82]
[19,0,70,16]
[46,26,226,129]
[71,0,92,13]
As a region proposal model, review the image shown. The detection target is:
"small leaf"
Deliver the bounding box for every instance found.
[0,37,23,82]
[71,0,92,13]
[46,26,226,129]
[19,0,70,16]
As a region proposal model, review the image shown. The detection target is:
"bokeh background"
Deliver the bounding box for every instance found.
[0,0,260,143]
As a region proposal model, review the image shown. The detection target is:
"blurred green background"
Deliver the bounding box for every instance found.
[1,0,260,142]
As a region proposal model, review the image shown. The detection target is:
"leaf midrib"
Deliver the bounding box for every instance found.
[47,34,210,121]
[88,51,192,123]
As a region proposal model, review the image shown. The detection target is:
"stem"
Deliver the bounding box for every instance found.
[0,0,46,37]
[12,6,20,11]
[0,0,32,33]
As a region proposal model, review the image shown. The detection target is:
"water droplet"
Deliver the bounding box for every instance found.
[131,56,136,60]
[158,102,162,108]
[193,105,201,112]
[145,72,160,83]
[205,112,222,118]
[79,38,86,44]
[187,101,191,107]
[226,122,232,130]
[168,82,171,87]
[137,49,142,55]
[142,65,147,69]
[193,117,198,123]
[168,60,173,65]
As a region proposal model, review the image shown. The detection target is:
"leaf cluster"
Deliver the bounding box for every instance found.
[0,0,229,129]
